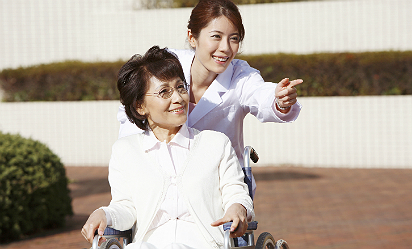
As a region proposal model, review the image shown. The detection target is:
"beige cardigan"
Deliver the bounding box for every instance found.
[104,128,254,249]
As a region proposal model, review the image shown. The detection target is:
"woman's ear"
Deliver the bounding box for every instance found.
[188,29,196,49]
[136,102,147,116]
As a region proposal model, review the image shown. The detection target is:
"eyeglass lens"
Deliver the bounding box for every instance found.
[159,84,188,99]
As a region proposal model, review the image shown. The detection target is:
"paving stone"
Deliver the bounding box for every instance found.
[2,166,412,249]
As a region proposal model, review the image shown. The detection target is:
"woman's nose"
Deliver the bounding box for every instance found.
[171,88,184,102]
[219,39,231,52]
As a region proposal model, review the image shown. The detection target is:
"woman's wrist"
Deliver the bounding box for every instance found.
[275,97,291,112]
[98,207,111,226]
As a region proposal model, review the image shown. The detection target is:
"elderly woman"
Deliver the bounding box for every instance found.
[81,46,254,249]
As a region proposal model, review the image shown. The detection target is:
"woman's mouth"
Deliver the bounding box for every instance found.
[212,56,229,62]
[169,107,185,114]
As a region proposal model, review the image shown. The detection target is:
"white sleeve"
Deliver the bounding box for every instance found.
[234,62,302,123]
[219,138,255,222]
[103,143,138,231]
[99,207,113,226]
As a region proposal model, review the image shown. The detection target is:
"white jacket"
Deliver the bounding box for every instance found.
[118,49,302,164]
[104,128,254,249]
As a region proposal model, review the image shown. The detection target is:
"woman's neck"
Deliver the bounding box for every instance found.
[150,125,181,143]
[190,56,218,104]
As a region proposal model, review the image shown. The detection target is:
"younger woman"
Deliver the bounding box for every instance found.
[118,0,303,165]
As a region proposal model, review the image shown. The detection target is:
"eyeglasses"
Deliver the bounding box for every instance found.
[145,82,189,99]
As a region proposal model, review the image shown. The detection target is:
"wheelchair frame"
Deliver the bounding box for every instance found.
[92,146,289,249]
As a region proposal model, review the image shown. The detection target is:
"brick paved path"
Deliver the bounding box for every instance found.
[2,166,412,249]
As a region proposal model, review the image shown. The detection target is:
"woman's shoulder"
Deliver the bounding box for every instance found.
[112,133,144,152]
[231,58,261,80]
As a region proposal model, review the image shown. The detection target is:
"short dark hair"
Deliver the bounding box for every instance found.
[117,46,186,131]
[188,0,245,44]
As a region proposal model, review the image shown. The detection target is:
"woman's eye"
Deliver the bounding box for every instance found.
[211,34,221,39]
[231,36,239,42]
[177,84,188,93]
[158,88,169,95]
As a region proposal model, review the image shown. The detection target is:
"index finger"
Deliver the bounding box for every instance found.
[210,218,225,227]
[276,78,290,89]
[287,79,303,88]
[230,219,239,232]
[87,223,98,242]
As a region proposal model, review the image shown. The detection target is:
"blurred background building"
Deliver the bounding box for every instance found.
[0,0,411,168]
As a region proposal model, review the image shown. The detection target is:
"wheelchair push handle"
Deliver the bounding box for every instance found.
[249,147,259,164]
[243,146,259,168]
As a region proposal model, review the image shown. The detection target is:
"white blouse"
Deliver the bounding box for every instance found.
[104,124,252,230]
[143,123,195,231]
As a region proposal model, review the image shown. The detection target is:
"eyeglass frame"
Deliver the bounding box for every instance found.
[145,81,189,99]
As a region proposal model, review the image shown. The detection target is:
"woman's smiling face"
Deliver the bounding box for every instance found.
[138,76,189,135]
[189,16,240,76]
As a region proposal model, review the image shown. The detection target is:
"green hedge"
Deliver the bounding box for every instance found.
[0,61,124,102]
[237,51,412,96]
[0,132,73,243]
[0,51,411,102]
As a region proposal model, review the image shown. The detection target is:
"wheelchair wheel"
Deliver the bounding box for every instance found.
[99,238,122,249]
[256,232,290,249]
[256,232,276,249]
[275,239,289,249]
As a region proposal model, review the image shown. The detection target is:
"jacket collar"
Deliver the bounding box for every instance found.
[143,123,191,152]
[188,62,234,127]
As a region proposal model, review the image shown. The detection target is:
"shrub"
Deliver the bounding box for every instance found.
[0,51,411,101]
[0,132,73,243]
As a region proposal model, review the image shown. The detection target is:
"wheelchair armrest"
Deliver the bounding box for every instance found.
[99,227,132,236]
[222,221,258,231]
[93,227,133,249]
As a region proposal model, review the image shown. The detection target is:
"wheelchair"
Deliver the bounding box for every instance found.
[93,146,289,249]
